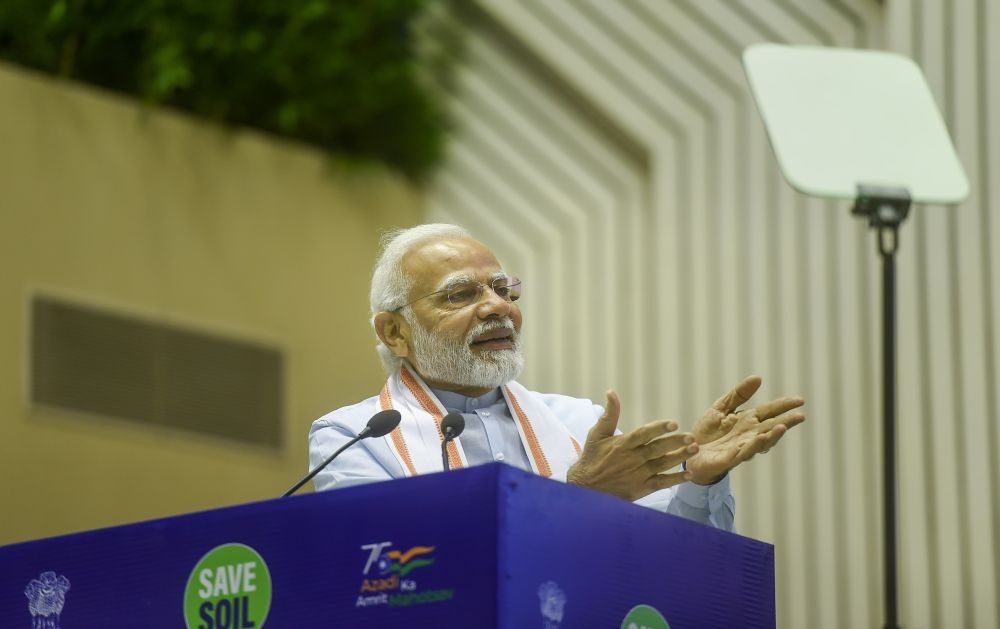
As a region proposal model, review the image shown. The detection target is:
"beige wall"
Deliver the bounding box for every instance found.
[0,63,422,545]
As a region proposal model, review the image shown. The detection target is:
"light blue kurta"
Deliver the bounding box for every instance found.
[309,386,735,532]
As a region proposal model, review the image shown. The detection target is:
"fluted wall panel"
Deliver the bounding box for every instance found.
[426,1,998,627]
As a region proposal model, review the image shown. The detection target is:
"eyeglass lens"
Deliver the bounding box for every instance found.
[446,277,521,305]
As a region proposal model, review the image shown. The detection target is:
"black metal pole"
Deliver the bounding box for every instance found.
[879,225,900,629]
[853,186,909,629]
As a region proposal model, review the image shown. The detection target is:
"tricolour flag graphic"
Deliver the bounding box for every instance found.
[384,546,435,576]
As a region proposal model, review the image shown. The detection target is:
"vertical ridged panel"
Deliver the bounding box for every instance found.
[428,1,998,626]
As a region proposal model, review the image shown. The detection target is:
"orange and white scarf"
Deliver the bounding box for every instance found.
[377,363,582,477]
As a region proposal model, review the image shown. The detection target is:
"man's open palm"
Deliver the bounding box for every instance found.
[685,376,806,485]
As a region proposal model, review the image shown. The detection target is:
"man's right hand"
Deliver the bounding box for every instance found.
[566,390,697,501]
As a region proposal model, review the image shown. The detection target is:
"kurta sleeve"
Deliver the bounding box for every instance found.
[308,398,400,491]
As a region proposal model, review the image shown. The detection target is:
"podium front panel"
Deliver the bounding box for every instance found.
[0,468,500,627]
[496,466,775,629]
[0,464,774,628]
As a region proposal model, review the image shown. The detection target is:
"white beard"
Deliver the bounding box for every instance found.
[405,314,524,389]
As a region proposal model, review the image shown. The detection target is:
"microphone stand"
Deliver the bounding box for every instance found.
[283,432,367,497]
[442,428,457,471]
[440,412,465,472]
[283,409,401,497]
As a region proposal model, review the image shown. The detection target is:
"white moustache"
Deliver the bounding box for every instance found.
[466,318,517,344]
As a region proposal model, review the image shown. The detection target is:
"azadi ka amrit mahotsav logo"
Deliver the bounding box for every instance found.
[356,541,454,608]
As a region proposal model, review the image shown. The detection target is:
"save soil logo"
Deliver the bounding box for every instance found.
[184,543,272,629]
[621,604,670,629]
[356,541,454,609]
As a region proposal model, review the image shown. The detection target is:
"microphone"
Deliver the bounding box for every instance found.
[283,409,401,497]
[440,412,465,472]
[365,410,403,438]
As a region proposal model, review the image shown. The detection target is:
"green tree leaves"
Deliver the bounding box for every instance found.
[0,0,451,181]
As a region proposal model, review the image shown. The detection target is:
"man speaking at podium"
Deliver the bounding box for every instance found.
[309,224,805,531]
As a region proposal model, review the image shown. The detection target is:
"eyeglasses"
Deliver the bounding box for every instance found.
[395,276,522,311]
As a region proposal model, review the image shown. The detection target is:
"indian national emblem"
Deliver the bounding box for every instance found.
[537,580,566,628]
[24,571,71,629]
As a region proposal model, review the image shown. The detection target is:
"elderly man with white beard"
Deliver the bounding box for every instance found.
[308,224,806,530]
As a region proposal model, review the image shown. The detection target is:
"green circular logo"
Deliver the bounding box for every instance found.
[184,543,272,629]
[621,604,670,629]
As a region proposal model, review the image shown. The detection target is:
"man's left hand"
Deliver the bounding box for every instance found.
[684,376,806,485]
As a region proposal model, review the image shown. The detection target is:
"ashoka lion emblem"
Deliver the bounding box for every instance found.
[537,580,566,627]
[25,571,70,629]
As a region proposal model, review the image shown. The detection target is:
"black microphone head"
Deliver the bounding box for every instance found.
[441,412,465,440]
[366,410,401,438]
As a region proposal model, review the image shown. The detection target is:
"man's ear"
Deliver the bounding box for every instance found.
[373,311,411,360]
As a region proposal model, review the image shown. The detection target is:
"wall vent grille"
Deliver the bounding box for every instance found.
[30,297,283,447]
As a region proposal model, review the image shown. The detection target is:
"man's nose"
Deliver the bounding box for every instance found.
[476,286,511,317]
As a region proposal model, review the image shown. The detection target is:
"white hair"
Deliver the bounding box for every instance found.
[370,223,472,373]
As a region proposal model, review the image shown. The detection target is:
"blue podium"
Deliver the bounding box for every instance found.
[0,464,774,628]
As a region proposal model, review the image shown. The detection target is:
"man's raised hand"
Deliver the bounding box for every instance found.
[567,390,698,501]
[685,376,806,485]
[691,375,763,444]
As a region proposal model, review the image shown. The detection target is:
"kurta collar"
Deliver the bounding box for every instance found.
[429,385,503,413]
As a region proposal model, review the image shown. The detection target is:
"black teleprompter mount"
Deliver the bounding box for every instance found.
[852,184,911,629]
